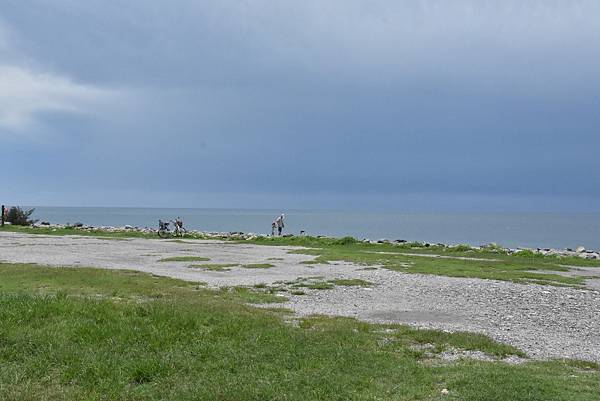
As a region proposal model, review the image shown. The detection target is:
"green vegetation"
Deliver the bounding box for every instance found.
[0,262,598,400]
[1,224,157,239]
[4,225,599,286]
[301,281,334,290]
[330,278,373,287]
[247,236,600,287]
[280,277,372,291]
[188,263,238,271]
[300,259,328,265]
[159,256,210,262]
[242,263,275,269]
[5,206,37,226]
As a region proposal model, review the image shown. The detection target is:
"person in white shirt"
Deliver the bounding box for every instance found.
[274,213,285,236]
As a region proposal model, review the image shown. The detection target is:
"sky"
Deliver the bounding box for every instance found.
[1,0,599,211]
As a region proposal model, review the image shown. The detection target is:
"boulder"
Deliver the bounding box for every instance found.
[576,246,586,253]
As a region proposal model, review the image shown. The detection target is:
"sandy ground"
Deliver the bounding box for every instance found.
[1,232,599,363]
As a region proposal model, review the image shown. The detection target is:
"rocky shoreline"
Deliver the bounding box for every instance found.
[19,221,600,261]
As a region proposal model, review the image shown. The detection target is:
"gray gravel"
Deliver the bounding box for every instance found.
[1,232,599,362]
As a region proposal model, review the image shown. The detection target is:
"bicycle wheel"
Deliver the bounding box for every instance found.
[158,229,171,239]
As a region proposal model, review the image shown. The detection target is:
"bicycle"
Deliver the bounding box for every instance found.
[158,219,186,238]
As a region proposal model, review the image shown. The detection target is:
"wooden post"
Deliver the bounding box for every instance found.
[1,205,4,226]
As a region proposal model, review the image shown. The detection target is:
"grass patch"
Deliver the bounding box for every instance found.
[300,259,329,265]
[251,238,599,287]
[159,256,211,262]
[300,281,334,290]
[188,263,238,271]
[330,279,373,287]
[216,286,287,304]
[0,262,599,400]
[242,263,275,269]
[0,225,214,241]
[1,224,157,239]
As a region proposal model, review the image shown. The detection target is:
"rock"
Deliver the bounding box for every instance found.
[582,253,600,260]
[576,246,586,253]
[73,222,83,228]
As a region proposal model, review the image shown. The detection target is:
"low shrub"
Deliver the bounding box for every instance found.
[6,207,37,226]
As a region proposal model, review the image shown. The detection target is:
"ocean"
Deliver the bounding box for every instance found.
[23,207,600,250]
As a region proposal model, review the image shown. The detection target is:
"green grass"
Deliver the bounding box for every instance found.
[242,236,600,287]
[330,279,373,287]
[0,224,157,239]
[0,263,599,400]
[0,225,213,241]
[249,235,600,266]
[292,247,588,287]
[242,263,275,269]
[300,259,328,265]
[298,281,334,290]
[158,256,211,262]
[188,263,238,271]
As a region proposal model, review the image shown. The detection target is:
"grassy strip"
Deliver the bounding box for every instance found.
[249,235,600,267]
[158,256,210,262]
[0,262,598,400]
[242,237,596,287]
[292,247,588,287]
[242,263,275,269]
[188,263,238,271]
[330,278,373,287]
[0,224,158,239]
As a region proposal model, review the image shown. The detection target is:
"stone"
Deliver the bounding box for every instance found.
[576,246,586,253]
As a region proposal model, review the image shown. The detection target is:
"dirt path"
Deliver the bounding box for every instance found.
[1,232,599,363]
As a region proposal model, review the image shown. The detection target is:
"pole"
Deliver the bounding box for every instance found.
[1,205,4,226]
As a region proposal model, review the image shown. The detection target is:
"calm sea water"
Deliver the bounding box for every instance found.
[24,207,600,250]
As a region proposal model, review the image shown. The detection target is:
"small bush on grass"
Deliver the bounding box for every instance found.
[6,206,37,226]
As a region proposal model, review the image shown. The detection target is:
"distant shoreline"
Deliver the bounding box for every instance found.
[2,222,599,261]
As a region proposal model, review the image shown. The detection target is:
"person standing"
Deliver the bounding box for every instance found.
[275,213,285,236]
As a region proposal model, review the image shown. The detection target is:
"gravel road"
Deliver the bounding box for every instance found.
[1,232,599,362]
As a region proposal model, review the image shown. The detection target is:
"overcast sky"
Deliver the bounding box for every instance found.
[1,1,599,211]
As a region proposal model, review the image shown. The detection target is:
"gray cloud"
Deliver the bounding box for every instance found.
[1,1,599,209]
